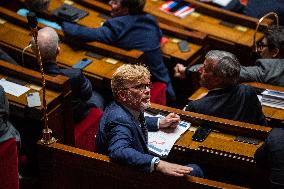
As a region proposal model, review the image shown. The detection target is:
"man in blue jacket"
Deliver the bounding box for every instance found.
[60,0,176,101]
[96,64,203,176]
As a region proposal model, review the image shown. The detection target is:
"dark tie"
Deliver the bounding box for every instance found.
[138,112,148,144]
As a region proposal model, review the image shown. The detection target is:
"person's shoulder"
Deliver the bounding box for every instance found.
[61,67,82,77]
[237,84,256,93]
[103,102,132,123]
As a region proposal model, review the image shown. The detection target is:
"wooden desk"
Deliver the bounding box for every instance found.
[0,5,143,64]
[148,103,271,187]
[144,0,267,65]
[188,84,284,127]
[0,60,74,144]
[70,0,208,65]
[0,20,123,89]
[38,142,247,189]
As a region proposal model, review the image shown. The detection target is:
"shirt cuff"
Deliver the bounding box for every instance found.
[157,117,160,129]
[150,157,160,172]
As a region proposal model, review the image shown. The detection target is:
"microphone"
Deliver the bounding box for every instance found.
[27,12,38,29]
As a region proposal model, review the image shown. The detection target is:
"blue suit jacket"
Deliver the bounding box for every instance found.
[62,14,175,99]
[96,101,159,173]
[186,85,266,126]
[44,61,93,123]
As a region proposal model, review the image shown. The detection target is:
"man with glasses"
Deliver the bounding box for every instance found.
[183,50,266,125]
[239,25,284,87]
[96,64,203,177]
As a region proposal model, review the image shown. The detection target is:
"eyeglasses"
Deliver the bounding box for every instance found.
[256,41,269,51]
[127,83,152,92]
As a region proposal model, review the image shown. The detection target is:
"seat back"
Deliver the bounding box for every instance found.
[150,82,167,105]
[0,138,19,189]
[74,107,103,151]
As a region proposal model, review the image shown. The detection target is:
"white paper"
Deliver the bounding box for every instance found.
[145,113,190,158]
[261,89,284,109]
[0,78,30,97]
[212,0,232,7]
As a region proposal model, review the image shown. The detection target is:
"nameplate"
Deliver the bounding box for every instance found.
[64,0,74,5]
[0,18,7,24]
[235,26,248,32]
[105,58,118,64]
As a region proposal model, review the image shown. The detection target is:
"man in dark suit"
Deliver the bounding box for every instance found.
[96,64,203,176]
[254,128,284,188]
[60,0,175,102]
[176,50,266,125]
[31,27,104,123]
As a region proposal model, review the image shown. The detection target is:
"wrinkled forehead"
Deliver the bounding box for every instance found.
[124,76,149,87]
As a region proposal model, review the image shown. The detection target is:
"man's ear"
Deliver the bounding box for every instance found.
[271,48,279,58]
[117,90,126,102]
[56,46,60,56]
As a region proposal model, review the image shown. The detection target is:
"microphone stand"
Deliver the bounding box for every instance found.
[27,12,56,145]
[253,12,279,53]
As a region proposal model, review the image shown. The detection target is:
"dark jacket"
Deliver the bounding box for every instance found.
[186,85,266,125]
[0,85,21,145]
[44,61,93,123]
[96,101,158,173]
[62,14,175,99]
[240,59,284,87]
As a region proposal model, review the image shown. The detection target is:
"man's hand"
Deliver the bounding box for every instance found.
[159,113,180,129]
[174,63,186,79]
[156,160,192,177]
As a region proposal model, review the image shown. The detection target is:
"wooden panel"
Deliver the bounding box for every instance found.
[147,103,271,187]
[37,142,247,189]
[0,60,74,144]
[0,20,123,88]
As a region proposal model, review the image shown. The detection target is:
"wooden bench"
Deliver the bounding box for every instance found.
[37,142,247,189]
[0,60,74,144]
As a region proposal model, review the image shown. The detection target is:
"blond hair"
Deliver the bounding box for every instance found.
[111,64,150,97]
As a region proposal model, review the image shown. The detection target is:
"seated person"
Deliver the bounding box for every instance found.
[254,128,284,188]
[175,25,284,87]
[0,85,21,148]
[59,0,176,101]
[175,50,266,125]
[239,25,284,87]
[30,27,105,123]
[96,64,203,177]
[0,47,19,66]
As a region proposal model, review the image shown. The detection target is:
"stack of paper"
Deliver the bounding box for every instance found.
[145,113,190,158]
[261,90,284,109]
[160,1,195,18]
[0,78,30,97]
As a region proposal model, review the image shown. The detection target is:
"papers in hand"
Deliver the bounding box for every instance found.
[0,78,30,97]
[146,113,191,158]
[261,89,284,110]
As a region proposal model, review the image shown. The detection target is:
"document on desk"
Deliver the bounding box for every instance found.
[0,78,30,97]
[261,89,284,109]
[145,113,191,158]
